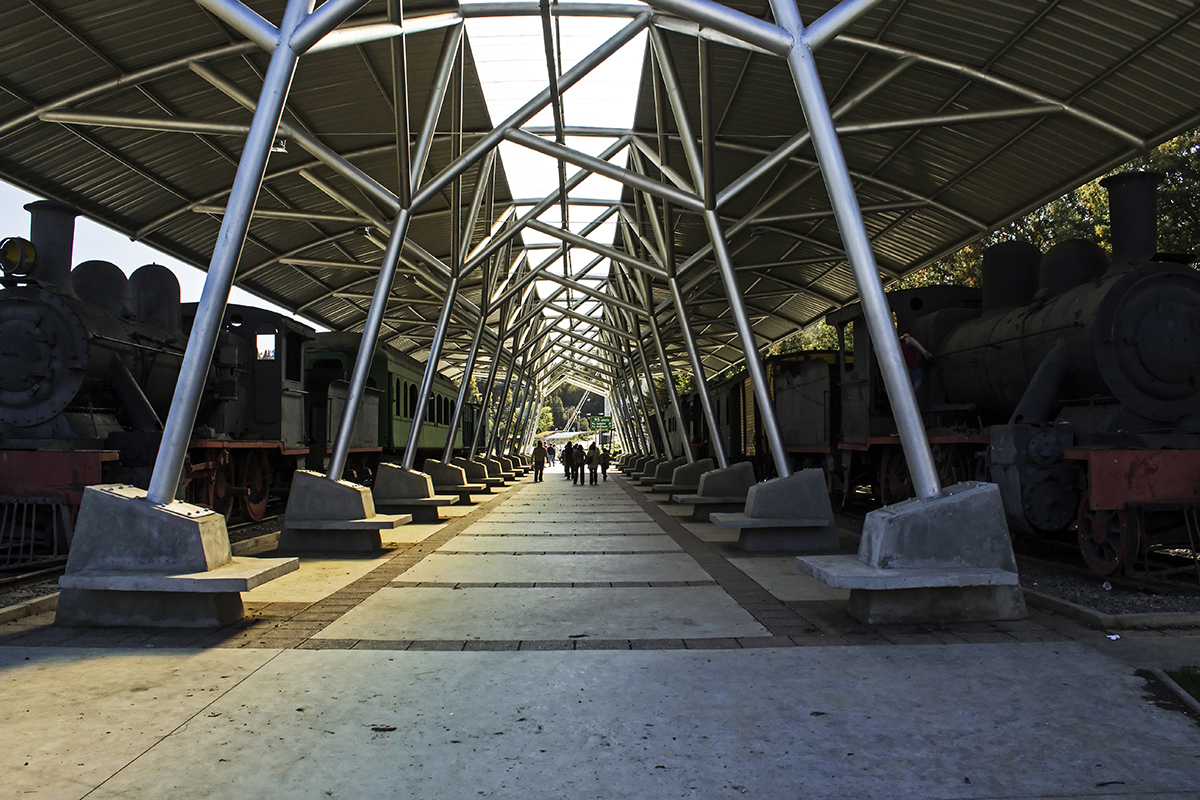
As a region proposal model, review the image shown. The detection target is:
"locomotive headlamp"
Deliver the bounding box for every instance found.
[0,236,36,276]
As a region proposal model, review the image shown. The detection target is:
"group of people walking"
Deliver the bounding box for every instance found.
[530,441,610,484]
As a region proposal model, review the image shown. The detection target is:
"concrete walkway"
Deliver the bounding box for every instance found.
[3,474,1200,798]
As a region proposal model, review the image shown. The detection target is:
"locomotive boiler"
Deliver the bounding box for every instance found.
[0,201,184,445]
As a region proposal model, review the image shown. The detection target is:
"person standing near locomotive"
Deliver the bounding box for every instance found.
[532,441,546,482]
[899,332,933,390]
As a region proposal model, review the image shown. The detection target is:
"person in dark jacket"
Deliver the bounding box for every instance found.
[599,448,611,481]
[532,441,546,482]
[572,443,586,485]
[564,443,573,478]
[587,443,600,485]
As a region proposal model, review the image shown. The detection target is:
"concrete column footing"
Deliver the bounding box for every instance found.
[53,484,297,628]
[848,585,1028,625]
[56,589,245,628]
[797,481,1027,625]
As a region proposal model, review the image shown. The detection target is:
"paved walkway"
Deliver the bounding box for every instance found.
[3,472,1200,798]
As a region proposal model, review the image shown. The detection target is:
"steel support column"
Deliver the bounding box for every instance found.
[639,271,693,464]
[469,299,511,458]
[651,21,789,477]
[771,0,940,498]
[147,0,313,503]
[669,276,727,468]
[328,21,463,479]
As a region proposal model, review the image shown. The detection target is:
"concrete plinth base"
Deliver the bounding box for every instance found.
[642,457,688,486]
[481,458,515,480]
[374,463,434,498]
[708,469,838,553]
[286,469,373,520]
[696,461,756,498]
[54,485,297,628]
[655,459,714,493]
[373,464,454,523]
[847,584,1027,625]
[56,589,244,628]
[450,458,499,491]
[281,470,404,552]
[858,482,1018,572]
[797,481,1026,625]
[277,528,382,552]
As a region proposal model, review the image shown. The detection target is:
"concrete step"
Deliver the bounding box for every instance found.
[709,513,830,530]
[290,514,411,530]
[373,495,459,506]
[58,556,299,593]
[796,555,1021,590]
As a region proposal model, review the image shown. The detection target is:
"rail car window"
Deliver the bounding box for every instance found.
[285,331,304,381]
[394,378,402,417]
[409,384,418,418]
[256,333,276,360]
[438,396,446,425]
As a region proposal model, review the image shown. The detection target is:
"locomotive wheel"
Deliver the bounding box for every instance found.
[1077,491,1140,576]
[878,446,913,506]
[208,459,236,521]
[240,450,272,522]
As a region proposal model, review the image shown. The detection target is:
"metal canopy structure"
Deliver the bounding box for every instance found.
[619,0,1200,373]
[2,0,1199,497]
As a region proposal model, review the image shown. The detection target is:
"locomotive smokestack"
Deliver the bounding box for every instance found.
[1100,171,1159,268]
[24,200,78,296]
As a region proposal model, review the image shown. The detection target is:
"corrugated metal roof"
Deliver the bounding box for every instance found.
[1,0,1198,388]
[617,0,1200,375]
[0,0,520,375]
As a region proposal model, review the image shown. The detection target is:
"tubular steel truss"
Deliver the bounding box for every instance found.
[2,0,1198,489]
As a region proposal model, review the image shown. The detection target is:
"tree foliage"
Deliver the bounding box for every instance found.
[894,128,1200,291]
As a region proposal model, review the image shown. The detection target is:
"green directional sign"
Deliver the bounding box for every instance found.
[589,416,613,431]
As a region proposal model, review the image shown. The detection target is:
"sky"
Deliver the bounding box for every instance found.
[1,2,648,351]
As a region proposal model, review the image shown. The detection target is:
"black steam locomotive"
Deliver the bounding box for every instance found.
[683,172,1200,576]
[0,201,455,558]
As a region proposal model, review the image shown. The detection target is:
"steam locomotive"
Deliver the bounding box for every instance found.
[0,201,474,565]
[672,172,1200,576]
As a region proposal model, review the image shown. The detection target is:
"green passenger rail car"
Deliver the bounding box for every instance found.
[304,332,475,466]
